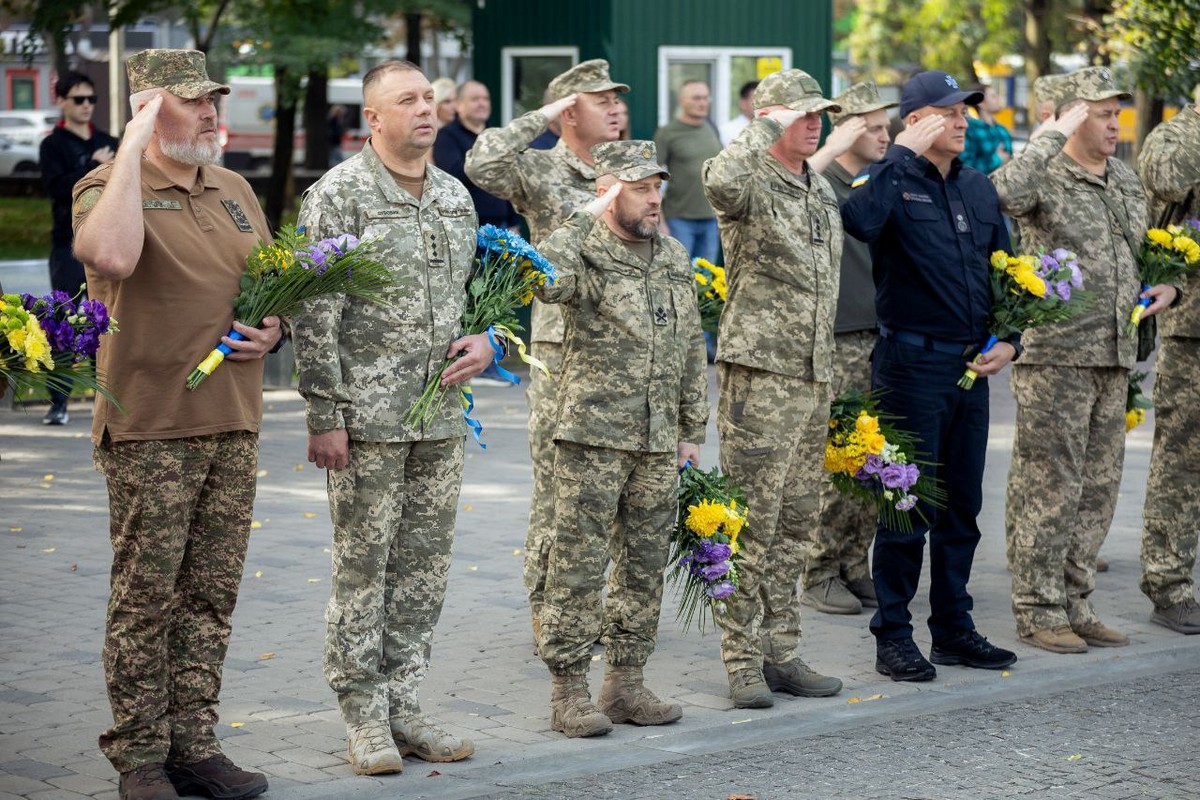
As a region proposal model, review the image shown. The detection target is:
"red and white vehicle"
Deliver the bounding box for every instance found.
[218,76,368,171]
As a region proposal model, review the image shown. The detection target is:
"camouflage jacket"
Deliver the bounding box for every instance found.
[702,117,842,381]
[992,131,1147,367]
[291,141,477,441]
[536,211,709,453]
[1140,106,1200,339]
[465,111,597,345]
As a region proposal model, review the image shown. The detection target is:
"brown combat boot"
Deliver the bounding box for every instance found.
[597,665,683,726]
[1020,625,1087,654]
[166,754,267,800]
[549,674,613,738]
[119,763,180,800]
[1073,620,1129,647]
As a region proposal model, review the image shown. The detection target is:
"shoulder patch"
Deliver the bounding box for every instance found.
[221,199,255,232]
[73,186,103,218]
[851,172,870,188]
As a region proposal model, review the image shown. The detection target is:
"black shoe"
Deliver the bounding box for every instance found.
[875,639,936,682]
[42,405,69,425]
[930,629,1017,670]
[166,754,267,800]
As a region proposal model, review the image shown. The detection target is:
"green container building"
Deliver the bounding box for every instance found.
[471,0,834,139]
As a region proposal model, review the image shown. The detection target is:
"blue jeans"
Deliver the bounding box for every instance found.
[868,335,989,645]
[667,218,719,263]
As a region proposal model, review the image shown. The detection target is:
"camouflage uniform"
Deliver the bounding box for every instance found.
[990,68,1146,637]
[465,60,629,625]
[1138,105,1200,610]
[534,142,708,674]
[291,141,476,724]
[701,72,843,675]
[807,82,898,597]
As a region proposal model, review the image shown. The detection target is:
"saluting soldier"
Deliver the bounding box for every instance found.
[465,60,629,642]
[702,69,846,709]
[534,141,709,738]
[291,60,490,776]
[1137,90,1200,635]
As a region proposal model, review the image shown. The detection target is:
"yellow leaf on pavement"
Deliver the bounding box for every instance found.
[250,521,263,529]
[230,722,245,728]
[303,512,317,518]
[1067,754,1082,761]
[43,474,54,481]
[847,696,861,704]
[42,547,56,553]
[259,653,276,660]
[254,570,263,578]
[294,463,304,471]
[10,527,22,532]
[307,578,320,583]
[462,504,473,511]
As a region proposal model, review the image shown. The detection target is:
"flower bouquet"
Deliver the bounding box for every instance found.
[404,224,557,445]
[825,389,945,532]
[668,465,747,632]
[186,226,392,389]
[2,290,119,404]
[1124,221,1200,337]
[693,258,727,335]
[959,248,1090,389]
[1125,370,1152,434]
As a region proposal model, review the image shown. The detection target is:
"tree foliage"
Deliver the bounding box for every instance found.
[1104,0,1200,101]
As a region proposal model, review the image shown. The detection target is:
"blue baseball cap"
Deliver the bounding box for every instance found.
[899,70,984,117]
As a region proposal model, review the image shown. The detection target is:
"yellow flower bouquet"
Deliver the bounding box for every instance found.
[1125,222,1200,337]
[669,465,747,632]
[692,258,726,335]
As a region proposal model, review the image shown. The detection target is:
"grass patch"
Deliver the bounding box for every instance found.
[0,197,52,260]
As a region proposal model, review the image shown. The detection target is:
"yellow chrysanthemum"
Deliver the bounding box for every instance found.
[1147,228,1174,248]
[694,272,709,286]
[1125,408,1146,433]
[1172,236,1200,264]
[854,412,879,436]
[723,502,746,539]
[686,499,729,538]
[6,317,54,372]
[990,251,1009,271]
[1008,264,1046,298]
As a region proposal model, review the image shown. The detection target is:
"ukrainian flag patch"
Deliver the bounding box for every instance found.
[851,172,870,188]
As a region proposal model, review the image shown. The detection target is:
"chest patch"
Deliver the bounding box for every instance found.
[142,199,182,210]
[221,199,254,232]
[902,192,933,204]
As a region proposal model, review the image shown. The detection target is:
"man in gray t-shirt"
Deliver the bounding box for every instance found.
[654,80,723,262]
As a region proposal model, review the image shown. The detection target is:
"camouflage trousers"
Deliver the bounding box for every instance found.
[324,437,464,725]
[1007,365,1125,636]
[806,330,878,588]
[539,441,675,675]
[1140,337,1200,607]
[523,343,564,622]
[713,364,829,673]
[94,431,258,773]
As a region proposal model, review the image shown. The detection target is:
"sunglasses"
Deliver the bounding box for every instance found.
[69,95,98,105]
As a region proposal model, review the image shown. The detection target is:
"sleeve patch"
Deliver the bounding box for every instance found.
[73,186,103,218]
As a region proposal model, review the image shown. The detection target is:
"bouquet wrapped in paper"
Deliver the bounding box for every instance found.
[1125,221,1200,337]
[959,248,1090,389]
[825,389,945,532]
[404,224,556,446]
[692,258,726,335]
[186,226,392,389]
[1125,370,1152,433]
[1,290,118,404]
[668,465,747,633]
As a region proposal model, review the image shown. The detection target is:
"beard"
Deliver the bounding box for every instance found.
[613,204,658,240]
[159,130,222,166]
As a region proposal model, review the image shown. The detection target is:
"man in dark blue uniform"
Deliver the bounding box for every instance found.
[842,70,1019,682]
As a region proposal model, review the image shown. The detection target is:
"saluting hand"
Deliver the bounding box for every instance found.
[822,116,867,157]
[122,93,163,155]
[584,182,621,218]
[539,94,578,122]
[760,106,807,129]
[1042,102,1090,141]
[894,113,945,158]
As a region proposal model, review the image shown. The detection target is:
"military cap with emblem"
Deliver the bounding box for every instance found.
[752,69,841,114]
[899,70,984,117]
[126,48,230,99]
[1032,73,1071,111]
[590,140,670,182]
[1057,66,1132,106]
[829,81,898,125]
[548,59,630,101]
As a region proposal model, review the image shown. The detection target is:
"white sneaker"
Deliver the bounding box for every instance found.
[346,720,404,775]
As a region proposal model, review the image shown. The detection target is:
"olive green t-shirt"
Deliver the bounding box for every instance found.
[654,117,723,220]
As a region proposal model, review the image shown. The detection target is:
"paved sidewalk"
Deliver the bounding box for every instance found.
[1,370,1197,799]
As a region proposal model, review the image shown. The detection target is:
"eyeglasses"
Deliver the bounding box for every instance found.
[69,96,98,106]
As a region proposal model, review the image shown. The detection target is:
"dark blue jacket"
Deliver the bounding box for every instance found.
[841,144,1012,346]
[40,123,120,247]
[433,118,521,229]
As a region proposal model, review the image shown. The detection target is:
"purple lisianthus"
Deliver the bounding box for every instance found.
[705,580,736,600]
[1067,262,1083,289]
[861,453,885,475]
[1040,253,1058,272]
[879,462,919,491]
[699,561,732,582]
[1054,281,1071,301]
[895,494,918,512]
[74,327,100,359]
[694,540,732,564]
[78,299,110,333]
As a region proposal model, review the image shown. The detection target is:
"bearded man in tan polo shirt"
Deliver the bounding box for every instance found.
[73,49,281,800]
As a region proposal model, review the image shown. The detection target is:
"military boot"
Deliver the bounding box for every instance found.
[727,668,774,709]
[1152,597,1200,634]
[597,665,682,726]
[801,577,862,615]
[390,714,474,762]
[165,754,267,799]
[549,674,613,738]
[119,763,180,800]
[346,720,404,775]
[763,658,843,697]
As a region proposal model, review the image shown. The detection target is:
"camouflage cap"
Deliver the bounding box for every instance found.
[591,140,670,182]
[126,49,229,99]
[1031,74,1070,110]
[548,59,629,101]
[1058,66,1131,106]
[752,69,841,114]
[829,81,897,125]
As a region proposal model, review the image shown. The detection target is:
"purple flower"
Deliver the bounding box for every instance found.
[705,580,736,599]
[1067,262,1083,289]
[694,540,732,564]
[1054,281,1071,301]
[699,561,732,582]
[1040,253,1058,271]
[74,328,100,359]
[895,494,918,512]
[880,463,920,491]
[78,299,110,333]
[861,453,885,475]
[1052,248,1071,262]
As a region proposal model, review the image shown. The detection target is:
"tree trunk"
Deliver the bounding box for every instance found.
[266,67,300,231]
[405,12,422,67]
[1024,0,1051,127]
[1134,89,1164,159]
[304,68,329,171]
